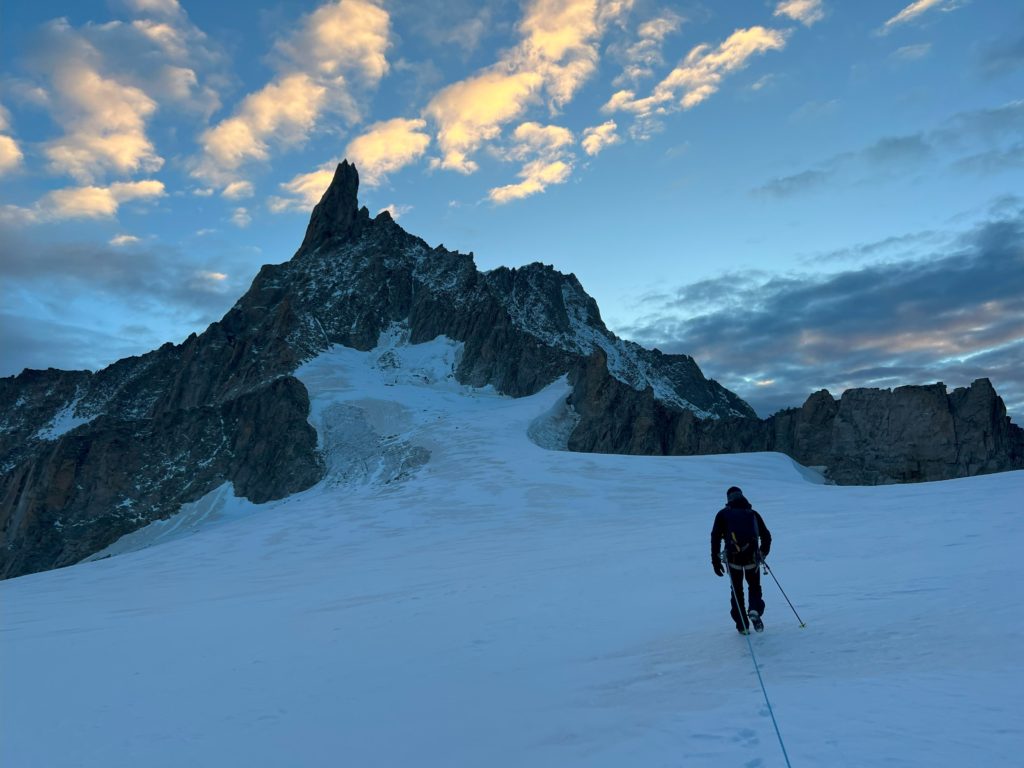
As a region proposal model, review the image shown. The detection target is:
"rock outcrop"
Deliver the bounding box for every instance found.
[567,350,1024,484]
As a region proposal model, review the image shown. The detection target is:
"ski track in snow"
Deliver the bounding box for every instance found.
[3,333,1023,767]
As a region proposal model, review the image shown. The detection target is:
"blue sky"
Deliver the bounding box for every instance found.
[1,0,1022,417]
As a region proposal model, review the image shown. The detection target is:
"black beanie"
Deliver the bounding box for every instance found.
[726,486,744,502]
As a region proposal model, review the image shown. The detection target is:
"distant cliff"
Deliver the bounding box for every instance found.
[567,349,1024,484]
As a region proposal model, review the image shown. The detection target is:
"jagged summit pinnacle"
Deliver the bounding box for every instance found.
[300,160,368,251]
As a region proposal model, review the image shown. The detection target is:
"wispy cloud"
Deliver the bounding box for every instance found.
[774,0,825,27]
[878,0,963,35]
[268,163,337,213]
[377,203,412,220]
[489,122,575,204]
[893,43,932,60]
[603,25,787,132]
[194,0,391,184]
[619,206,1024,417]
[979,30,1024,77]
[109,234,142,246]
[754,100,1024,196]
[230,207,251,228]
[221,181,254,199]
[612,11,684,85]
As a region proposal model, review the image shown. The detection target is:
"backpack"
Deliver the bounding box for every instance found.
[722,506,759,557]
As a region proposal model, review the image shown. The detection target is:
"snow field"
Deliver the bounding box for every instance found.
[2,335,1022,767]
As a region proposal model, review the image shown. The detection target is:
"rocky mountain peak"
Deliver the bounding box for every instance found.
[300,160,369,252]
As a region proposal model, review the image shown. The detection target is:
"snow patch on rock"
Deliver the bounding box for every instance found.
[35,394,95,441]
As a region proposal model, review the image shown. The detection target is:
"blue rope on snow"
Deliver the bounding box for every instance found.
[726,562,794,768]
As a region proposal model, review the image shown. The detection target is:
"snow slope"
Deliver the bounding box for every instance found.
[2,332,1022,768]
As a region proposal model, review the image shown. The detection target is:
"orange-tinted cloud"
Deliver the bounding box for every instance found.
[879,0,955,35]
[604,25,787,119]
[195,0,391,184]
[489,121,575,203]
[345,118,431,185]
[774,0,825,27]
[44,180,166,219]
[581,120,620,155]
[427,0,632,174]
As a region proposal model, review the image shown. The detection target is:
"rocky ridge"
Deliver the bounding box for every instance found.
[567,349,1024,483]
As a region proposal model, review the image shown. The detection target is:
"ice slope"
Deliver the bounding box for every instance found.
[2,333,1022,768]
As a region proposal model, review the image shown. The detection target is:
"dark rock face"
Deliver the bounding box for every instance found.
[0,377,321,578]
[568,351,1024,484]
[0,161,752,579]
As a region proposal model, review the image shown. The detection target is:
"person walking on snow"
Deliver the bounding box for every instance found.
[711,486,772,634]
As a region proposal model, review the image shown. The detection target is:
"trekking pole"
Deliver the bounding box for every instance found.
[761,559,806,628]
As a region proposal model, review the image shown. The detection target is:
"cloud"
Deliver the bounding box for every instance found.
[425,70,544,174]
[618,207,1024,417]
[603,26,787,119]
[754,101,1023,197]
[230,207,252,228]
[878,0,962,35]
[22,4,224,183]
[196,74,330,182]
[377,203,412,220]
[425,0,630,174]
[893,43,932,60]
[275,0,390,83]
[31,21,162,183]
[979,31,1024,77]
[221,180,254,199]
[119,0,183,16]
[806,230,944,264]
[39,183,164,222]
[581,120,621,155]
[0,135,23,174]
[0,105,23,173]
[268,162,337,213]
[774,0,825,27]
[0,224,243,319]
[109,234,142,246]
[0,223,255,376]
[194,0,391,184]
[0,312,151,377]
[344,117,431,186]
[488,121,574,203]
[753,168,834,197]
[612,11,683,85]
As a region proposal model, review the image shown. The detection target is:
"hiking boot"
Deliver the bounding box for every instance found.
[748,610,764,633]
[736,626,750,635]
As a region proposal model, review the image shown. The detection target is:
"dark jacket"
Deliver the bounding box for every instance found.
[711,498,771,565]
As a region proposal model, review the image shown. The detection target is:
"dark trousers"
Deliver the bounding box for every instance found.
[729,564,765,630]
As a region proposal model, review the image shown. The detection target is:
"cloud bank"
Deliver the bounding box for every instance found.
[619,208,1024,418]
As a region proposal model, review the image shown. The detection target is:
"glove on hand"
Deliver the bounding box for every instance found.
[760,542,770,558]
[713,560,725,577]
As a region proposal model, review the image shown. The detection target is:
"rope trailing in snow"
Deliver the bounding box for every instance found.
[726,557,794,768]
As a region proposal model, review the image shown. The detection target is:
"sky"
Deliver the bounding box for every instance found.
[1,0,1022,418]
